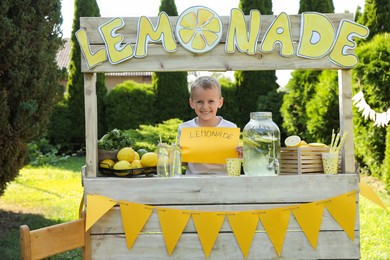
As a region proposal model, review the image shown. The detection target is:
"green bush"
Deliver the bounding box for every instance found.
[47,100,74,153]
[353,33,390,179]
[27,138,69,166]
[123,118,183,152]
[383,125,390,192]
[104,81,156,130]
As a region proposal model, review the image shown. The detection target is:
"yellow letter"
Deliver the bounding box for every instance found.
[297,12,335,59]
[329,19,369,68]
[75,29,107,69]
[135,12,177,57]
[225,8,261,55]
[260,12,294,57]
[99,17,134,64]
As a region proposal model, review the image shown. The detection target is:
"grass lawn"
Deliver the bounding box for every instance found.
[0,156,389,259]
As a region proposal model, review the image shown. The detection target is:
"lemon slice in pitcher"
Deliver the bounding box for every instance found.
[284,135,301,148]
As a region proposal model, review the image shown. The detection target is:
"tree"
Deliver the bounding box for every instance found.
[153,0,190,123]
[352,33,390,179]
[280,70,321,139]
[298,1,334,13]
[0,0,63,194]
[306,70,339,143]
[235,0,279,129]
[66,0,107,148]
[280,0,334,140]
[357,0,390,41]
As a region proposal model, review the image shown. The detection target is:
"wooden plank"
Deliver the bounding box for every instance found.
[84,73,98,177]
[81,44,344,72]
[84,175,359,204]
[91,204,359,234]
[29,219,85,259]
[90,231,359,259]
[338,70,355,173]
[80,13,353,44]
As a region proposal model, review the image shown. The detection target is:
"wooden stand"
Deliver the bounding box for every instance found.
[80,12,359,259]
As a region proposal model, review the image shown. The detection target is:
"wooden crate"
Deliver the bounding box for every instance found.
[280,147,330,175]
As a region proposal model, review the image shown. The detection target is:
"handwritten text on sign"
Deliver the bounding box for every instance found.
[180,127,240,164]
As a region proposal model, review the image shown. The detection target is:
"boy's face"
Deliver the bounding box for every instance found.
[189,86,223,125]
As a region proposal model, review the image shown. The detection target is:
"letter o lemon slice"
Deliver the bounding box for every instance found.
[176,6,223,53]
[284,135,301,148]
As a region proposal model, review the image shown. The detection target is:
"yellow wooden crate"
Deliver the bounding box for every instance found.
[280,147,330,175]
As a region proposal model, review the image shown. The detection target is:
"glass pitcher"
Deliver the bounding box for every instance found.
[243,112,280,176]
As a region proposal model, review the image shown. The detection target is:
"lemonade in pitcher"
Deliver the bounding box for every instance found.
[243,112,280,176]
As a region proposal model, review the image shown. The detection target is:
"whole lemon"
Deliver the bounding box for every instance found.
[140,152,158,167]
[113,160,131,170]
[100,159,115,169]
[117,147,135,162]
[130,159,143,175]
[133,151,140,161]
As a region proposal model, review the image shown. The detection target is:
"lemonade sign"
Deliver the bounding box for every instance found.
[76,6,369,69]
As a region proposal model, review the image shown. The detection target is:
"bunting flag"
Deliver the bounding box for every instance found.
[352,91,390,127]
[85,194,117,231]
[227,210,259,258]
[84,190,367,257]
[292,202,325,249]
[119,201,154,249]
[325,191,357,241]
[157,208,191,255]
[359,180,388,210]
[258,208,291,256]
[192,211,225,258]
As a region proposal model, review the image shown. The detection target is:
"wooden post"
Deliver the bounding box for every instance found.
[338,70,355,174]
[84,73,98,177]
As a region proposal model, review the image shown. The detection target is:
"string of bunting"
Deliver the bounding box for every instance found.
[352,91,390,127]
[85,191,360,258]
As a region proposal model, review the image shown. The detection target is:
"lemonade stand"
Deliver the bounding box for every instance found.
[78,7,367,259]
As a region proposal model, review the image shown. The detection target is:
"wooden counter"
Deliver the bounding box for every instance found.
[83,174,360,259]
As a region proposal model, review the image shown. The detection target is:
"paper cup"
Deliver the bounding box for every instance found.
[322,153,339,174]
[226,158,242,176]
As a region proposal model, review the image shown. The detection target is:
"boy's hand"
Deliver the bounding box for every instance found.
[236,146,243,158]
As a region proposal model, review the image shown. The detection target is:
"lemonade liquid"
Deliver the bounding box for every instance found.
[243,112,280,176]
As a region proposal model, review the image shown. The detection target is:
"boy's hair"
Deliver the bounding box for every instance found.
[190,76,222,99]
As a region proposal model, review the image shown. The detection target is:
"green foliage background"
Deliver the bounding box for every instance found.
[65,0,107,148]
[0,0,63,195]
[104,81,156,131]
[353,33,390,179]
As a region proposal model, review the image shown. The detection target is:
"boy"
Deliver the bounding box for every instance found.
[178,76,242,175]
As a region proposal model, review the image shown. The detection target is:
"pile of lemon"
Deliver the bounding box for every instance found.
[284,135,327,148]
[100,147,157,175]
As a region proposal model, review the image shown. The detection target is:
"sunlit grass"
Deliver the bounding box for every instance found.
[360,176,390,260]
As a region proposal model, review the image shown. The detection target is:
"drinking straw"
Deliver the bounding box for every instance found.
[330,129,335,150]
[335,132,348,154]
[331,131,340,153]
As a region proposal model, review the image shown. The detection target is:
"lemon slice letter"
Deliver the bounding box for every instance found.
[176,6,223,53]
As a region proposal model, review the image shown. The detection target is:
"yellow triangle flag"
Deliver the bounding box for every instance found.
[227,211,259,258]
[85,194,117,231]
[157,208,191,255]
[325,191,357,241]
[119,201,154,249]
[292,202,324,249]
[359,181,388,210]
[192,211,225,258]
[258,208,290,256]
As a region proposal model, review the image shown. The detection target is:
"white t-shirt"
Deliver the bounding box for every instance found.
[178,116,238,175]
